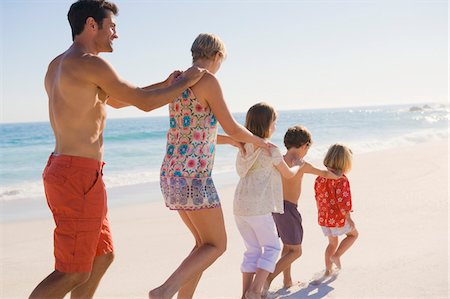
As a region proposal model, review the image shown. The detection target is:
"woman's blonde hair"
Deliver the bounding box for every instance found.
[323,144,353,173]
[191,33,226,62]
[245,102,277,139]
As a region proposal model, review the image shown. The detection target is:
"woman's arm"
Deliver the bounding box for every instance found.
[195,73,269,149]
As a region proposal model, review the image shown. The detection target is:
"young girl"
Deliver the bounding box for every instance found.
[150,34,270,299]
[233,103,301,299]
[314,144,359,279]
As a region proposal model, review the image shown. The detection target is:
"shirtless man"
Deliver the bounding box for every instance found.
[263,125,339,294]
[29,1,204,298]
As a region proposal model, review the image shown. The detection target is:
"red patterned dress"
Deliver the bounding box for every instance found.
[160,88,220,210]
[314,175,352,227]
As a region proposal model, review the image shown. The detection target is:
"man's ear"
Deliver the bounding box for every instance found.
[86,17,97,31]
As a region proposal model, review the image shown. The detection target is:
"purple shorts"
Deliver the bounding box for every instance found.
[272,200,303,245]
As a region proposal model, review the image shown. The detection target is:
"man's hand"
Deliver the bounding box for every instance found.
[165,70,183,86]
[181,66,206,87]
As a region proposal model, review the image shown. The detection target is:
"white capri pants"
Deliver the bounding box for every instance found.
[234,213,281,273]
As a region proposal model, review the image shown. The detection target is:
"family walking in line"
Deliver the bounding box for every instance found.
[29,1,358,298]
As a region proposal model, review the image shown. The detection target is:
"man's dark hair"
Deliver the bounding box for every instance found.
[284,125,312,149]
[68,0,118,41]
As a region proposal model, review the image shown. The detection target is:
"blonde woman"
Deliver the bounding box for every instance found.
[149,34,270,299]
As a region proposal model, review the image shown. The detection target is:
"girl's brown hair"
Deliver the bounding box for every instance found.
[245,102,277,139]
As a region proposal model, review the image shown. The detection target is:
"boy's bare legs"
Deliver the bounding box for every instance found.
[242,272,254,299]
[29,271,90,299]
[331,229,359,270]
[70,252,115,299]
[263,244,302,294]
[246,268,270,299]
[149,207,227,299]
[325,237,338,275]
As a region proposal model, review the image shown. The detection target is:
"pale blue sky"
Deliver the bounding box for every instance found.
[1,0,448,123]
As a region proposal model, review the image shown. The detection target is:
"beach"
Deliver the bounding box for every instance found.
[1,140,448,298]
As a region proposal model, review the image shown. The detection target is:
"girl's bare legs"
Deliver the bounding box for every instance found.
[246,268,270,299]
[325,237,338,275]
[242,272,254,299]
[331,229,359,270]
[149,207,227,299]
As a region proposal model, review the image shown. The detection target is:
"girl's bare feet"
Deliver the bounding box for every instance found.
[245,290,262,299]
[148,287,170,299]
[330,255,342,269]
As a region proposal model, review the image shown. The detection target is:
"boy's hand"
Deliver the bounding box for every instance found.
[326,170,341,180]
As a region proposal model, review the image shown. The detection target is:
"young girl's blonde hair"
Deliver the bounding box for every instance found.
[245,102,277,139]
[323,144,353,173]
[191,33,227,62]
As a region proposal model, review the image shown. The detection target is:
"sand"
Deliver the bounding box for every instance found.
[1,141,448,298]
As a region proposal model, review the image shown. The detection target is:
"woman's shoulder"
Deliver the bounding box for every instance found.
[190,71,220,102]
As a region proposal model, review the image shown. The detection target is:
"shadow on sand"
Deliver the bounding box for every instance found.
[267,275,337,299]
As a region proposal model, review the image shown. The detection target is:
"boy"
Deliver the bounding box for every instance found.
[263,125,339,294]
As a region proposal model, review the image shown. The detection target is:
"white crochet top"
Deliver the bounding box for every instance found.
[233,143,284,216]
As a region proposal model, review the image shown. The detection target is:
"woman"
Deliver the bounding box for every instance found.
[149,33,270,298]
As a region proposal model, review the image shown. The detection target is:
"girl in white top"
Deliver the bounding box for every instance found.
[234,103,301,299]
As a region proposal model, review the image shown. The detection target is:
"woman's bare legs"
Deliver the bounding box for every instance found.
[176,211,203,299]
[149,207,227,299]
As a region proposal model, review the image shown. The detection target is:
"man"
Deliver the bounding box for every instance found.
[29,1,204,298]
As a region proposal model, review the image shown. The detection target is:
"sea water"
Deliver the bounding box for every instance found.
[1,103,448,205]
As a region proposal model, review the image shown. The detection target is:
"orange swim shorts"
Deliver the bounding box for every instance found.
[43,153,114,273]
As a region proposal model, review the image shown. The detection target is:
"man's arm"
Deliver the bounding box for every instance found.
[106,71,182,109]
[85,56,204,112]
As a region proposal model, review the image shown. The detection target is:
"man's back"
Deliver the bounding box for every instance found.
[45,46,107,161]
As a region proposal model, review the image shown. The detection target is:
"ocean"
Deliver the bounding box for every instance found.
[1,103,448,204]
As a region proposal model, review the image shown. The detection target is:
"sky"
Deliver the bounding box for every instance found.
[0,0,448,123]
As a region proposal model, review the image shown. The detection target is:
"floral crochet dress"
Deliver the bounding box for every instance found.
[160,88,220,210]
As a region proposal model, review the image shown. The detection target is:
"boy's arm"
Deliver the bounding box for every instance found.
[302,162,340,179]
[274,159,301,179]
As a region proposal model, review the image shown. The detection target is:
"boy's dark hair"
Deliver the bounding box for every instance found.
[284,125,312,149]
[245,102,277,139]
[68,0,118,41]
